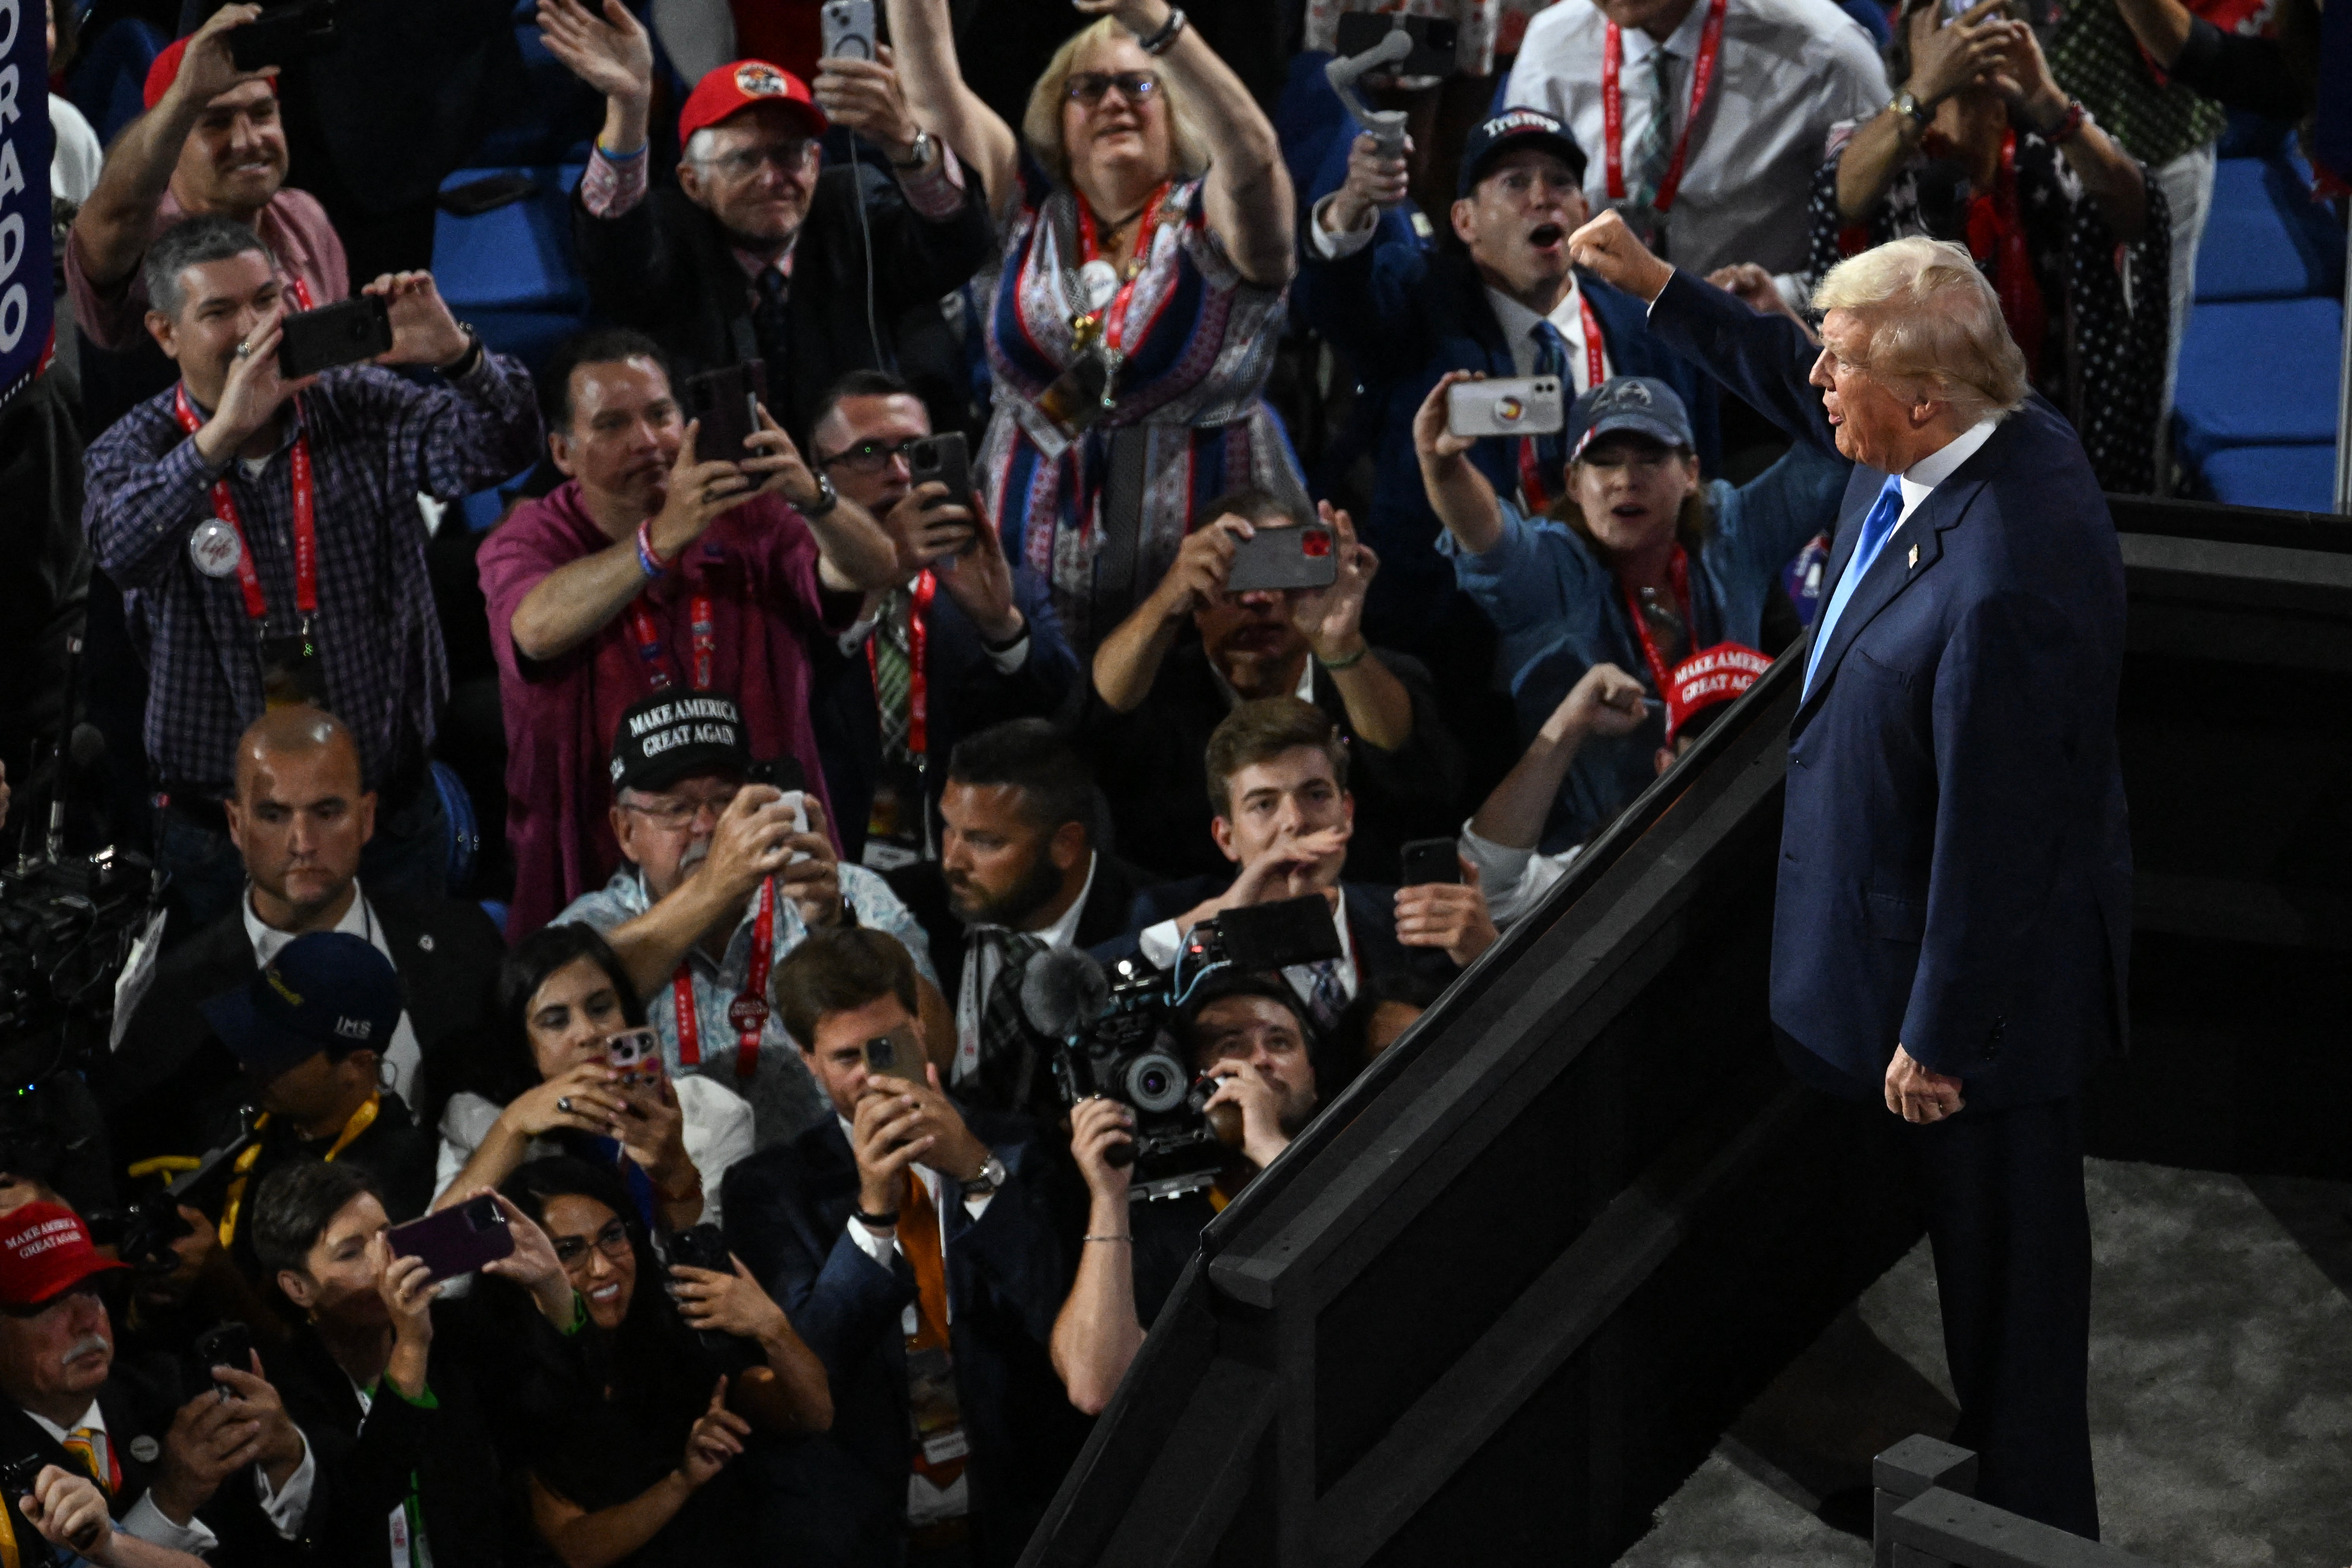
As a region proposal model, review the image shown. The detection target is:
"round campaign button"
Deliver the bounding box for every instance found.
[128,1435,161,1464]
[188,519,242,578]
[1078,259,1120,313]
[727,995,770,1032]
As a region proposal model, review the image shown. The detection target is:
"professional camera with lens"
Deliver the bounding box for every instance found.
[1019,896,1341,1201]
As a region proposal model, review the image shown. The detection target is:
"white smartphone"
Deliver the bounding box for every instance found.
[820,0,876,60]
[775,788,812,863]
[1446,376,1566,438]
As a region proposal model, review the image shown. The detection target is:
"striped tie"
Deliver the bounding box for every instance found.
[62,1426,107,1490]
[871,587,915,763]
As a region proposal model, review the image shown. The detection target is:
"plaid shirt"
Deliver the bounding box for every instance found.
[83,354,542,797]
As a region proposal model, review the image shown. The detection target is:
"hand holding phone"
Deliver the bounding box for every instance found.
[277,295,393,379]
[1446,376,1565,438]
[388,1194,516,1285]
[1225,522,1339,595]
[1398,838,1464,888]
[194,1323,254,1402]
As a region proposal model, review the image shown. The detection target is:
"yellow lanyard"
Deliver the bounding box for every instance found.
[218,1094,382,1246]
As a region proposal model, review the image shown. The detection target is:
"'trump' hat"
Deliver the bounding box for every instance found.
[1457,107,1588,197]
[1664,643,1771,745]
[1568,376,1697,460]
[201,932,404,1083]
[609,691,753,796]
[0,1203,128,1309]
[679,60,828,147]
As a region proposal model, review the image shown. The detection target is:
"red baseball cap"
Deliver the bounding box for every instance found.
[678,59,827,147]
[0,1204,128,1310]
[1663,642,1771,746]
[142,35,279,111]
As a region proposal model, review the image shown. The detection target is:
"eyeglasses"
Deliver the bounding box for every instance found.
[618,787,738,831]
[1065,70,1160,106]
[817,437,922,473]
[695,139,815,180]
[552,1219,634,1272]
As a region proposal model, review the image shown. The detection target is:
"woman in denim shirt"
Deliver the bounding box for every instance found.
[1414,372,1849,849]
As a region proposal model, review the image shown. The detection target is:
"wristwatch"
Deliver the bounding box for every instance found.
[891,129,934,171]
[961,1152,1008,1198]
[1889,87,1934,131]
[798,469,840,519]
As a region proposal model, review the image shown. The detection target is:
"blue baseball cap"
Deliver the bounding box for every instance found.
[201,932,404,1083]
[1457,108,1588,197]
[1567,376,1697,460]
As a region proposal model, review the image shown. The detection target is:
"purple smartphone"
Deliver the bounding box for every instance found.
[388,1194,516,1284]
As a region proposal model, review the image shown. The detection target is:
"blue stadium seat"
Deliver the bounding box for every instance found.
[66,17,166,147]
[431,761,481,894]
[2196,158,2346,302]
[459,466,542,533]
[2200,445,2337,514]
[434,165,589,313]
[2172,297,2343,465]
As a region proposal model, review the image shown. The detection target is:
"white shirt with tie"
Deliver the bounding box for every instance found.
[952,853,1100,1084]
[28,1396,316,1553]
[1503,0,1888,305]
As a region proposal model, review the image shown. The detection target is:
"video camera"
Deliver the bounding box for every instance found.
[1019,896,1341,1201]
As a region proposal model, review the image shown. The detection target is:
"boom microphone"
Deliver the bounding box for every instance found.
[1020,948,1110,1040]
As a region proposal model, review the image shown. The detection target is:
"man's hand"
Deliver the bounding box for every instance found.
[1069,1097,1134,1204]
[1177,824,1354,933]
[1412,370,1481,467]
[695,783,804,909]
[742,404,828,514]
[812,49,921,155]
[850,1080,934,1217]
[871,1063,990,1183]
[1288,503,1378,665]
[774,794,843,928]
[1203,1063,1290,1170]
[647,420,754,560]
[677,1378,750,1489]
[477,1190,576,1324]
[365,272,471,370]
[672,1254,793,1343]
[879,481,978,576]
[21,1465,110,1558]
[1885,1045,1966,1123]
[1147,514,1252,621]
[931,496,1025,644]
[161,3,273,114]
[212,1357,306,1487]
[1905,0,2010,109]
[535,0,654,106]
[153,1388,265,1521]
[195,305,316,465]
[1546,662,1649,742]
[1568,210,1674,305]
[1326,130,1412,236]
[1395,860,1500,966]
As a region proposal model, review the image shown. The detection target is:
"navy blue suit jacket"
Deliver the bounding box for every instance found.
[721,1111,1083,1566]
[1646,272,2130,1108]
[1293,242,1720,653]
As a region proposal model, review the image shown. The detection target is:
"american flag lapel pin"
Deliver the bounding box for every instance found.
[1907,543,1919,570]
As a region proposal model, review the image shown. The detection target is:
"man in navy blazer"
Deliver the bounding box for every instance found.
[722,928,1083,1568]
[1570,212,2129,1538]
[1293,109,1720,656]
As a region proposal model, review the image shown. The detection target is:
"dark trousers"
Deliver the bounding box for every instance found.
[1912,1095,2099,1540]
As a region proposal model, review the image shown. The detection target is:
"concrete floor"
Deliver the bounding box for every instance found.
[1617,1159,2352,1568]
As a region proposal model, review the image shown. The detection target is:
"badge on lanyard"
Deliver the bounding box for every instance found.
[257,619,328,709]
[189,519,244,578]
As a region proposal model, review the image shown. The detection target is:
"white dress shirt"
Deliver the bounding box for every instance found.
[244,880,422,1105]
[953,853,1099,1083]
[1504,0,1888,303]
[1138,890,1361,1013]
[29,1397,316,1551]
[1485,280,1614,391]
[1893,415,2002,525]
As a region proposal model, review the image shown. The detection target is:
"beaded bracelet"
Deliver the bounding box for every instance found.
[2042,97,2088,145]
[1135,5,1186,54]
[636,519,667,579]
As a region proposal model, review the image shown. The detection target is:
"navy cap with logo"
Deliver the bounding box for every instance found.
[1567,376,1697,460]
[1457,107,1589,197]
[201,932,405,1083]
[609,691,753,797]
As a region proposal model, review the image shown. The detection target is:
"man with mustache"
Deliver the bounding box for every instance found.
[1293,109,1719,663]
[480,328,901,938]
[0,1202,305,1559]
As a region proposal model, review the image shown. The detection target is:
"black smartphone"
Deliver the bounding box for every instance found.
[228,0,339,72]
[863,1021,921,1074]
[681,362,767,466]
[1399,838,1463,888]
[277,295,391,379]
[387,1194,514,1285]
[746,755,806,793]
[1217,894,1345,970]
[194,1322,253,1400]
[1225,523,1338,595]
[909,431,973,516]
[437,172,537,217]
[668,1223,732,1274]
[1333,12,1458,76]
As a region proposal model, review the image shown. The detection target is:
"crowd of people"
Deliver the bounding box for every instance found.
[0,0,2320,1560]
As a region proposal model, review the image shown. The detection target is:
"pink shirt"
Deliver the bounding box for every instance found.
[477,482,855,940]
[66,185,350,351]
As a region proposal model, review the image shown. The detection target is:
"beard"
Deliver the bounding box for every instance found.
[947,847,1066,929]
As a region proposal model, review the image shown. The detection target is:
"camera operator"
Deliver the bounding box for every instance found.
[0,1203,305,1558]
[723,928,1078,1568]
[104,706,503,1175]
[1052,971,1321,1414]
[558,691,946,1149]
[1115,699,1495,1039]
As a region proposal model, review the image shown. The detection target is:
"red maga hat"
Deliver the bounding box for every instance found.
[142,35,279,111]
[1663,642,1771,746]
[678,60,827,147]
[0,1203,128,1310]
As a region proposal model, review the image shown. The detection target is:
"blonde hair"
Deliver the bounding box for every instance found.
[1812,236,2029,421]
[1021,16,1212,187]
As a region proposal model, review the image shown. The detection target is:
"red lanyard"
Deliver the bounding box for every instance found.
[1621,545,1693,696]
[1603,0,1728,212]
[1517,291,1608,512]
[1076,182,1172,354]
[624,589,716,691]
[865,570,937,756]
[671,877,774,1080]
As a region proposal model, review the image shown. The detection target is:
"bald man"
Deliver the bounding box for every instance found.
[99,708,504,1175]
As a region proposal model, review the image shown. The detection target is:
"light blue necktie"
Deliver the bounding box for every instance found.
[1530,320,1570,480]
[1803,476,1906,698]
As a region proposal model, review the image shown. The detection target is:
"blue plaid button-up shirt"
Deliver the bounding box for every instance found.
[83,354,543,796]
